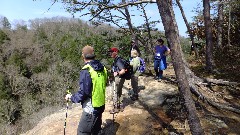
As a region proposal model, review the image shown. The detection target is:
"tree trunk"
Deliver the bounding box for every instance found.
[156,0,204,134]
[227,3,231,46]
[121,0,136,40]
[140,4,154,64]
[217,0,223,48]
[203,0,214,72]
[124,7,135,35]
[176,0,199,58]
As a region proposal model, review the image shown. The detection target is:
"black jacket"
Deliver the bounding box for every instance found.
[112,56,125,72]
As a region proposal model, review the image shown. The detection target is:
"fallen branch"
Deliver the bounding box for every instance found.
[204,78,239,86]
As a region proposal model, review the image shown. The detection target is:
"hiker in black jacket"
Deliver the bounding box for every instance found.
[108,47,126,114]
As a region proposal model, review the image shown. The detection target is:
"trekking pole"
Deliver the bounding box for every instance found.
[113,80,116,122]
[64,90,71,135]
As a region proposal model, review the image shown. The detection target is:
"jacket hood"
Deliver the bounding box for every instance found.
[88,60,104,71]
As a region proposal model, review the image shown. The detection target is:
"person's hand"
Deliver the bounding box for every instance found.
[108,75,114,82]
[114,72,118,77]
[65,94,72,101]
[164,51,170,56]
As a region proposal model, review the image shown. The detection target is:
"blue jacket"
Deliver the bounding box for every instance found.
[71,60,105,104]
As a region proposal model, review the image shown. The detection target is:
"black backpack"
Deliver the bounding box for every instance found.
[114,57,133,80]
[121,58,133,80]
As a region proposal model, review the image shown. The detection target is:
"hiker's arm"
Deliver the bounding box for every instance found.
[164,46,170,56]
[114,68,125,76]
[114,59,125,76]
[71,70,92,103]
[164,50,170,56]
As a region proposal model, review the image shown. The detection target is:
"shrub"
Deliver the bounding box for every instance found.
[6,51,32,78]
[0,29,10,44]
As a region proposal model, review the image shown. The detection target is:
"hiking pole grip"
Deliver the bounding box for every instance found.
[113,80,116,123]
[66,89,71,95]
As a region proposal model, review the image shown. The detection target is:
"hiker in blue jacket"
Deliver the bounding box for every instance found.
[153,39,170,82]
[65,45,107,135]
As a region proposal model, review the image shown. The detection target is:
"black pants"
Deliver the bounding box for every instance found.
[77,105,105,135]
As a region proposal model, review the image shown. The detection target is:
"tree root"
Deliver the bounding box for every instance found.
[206,99,240,114]
[184,66,240,114]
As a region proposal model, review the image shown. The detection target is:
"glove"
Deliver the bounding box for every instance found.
[65,94,72,101]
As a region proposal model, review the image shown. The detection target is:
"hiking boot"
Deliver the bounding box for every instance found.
[154,76,158,80]
[109,108,120,114]
[158,78,162,82]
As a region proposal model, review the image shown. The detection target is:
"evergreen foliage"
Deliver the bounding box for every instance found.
[0,16,11,29]
[0,17,127,134]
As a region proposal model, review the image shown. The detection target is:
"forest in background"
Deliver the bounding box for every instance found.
[0,0,240,134]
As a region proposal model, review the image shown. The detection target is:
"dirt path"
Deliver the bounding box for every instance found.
[21,65,240,135]
[22,76,177,135]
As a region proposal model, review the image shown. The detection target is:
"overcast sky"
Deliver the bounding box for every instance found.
[0,0,201,37]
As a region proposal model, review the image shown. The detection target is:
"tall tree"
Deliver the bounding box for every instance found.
[176,0,199,58]
[217,0,223,48]
[123,0,135,37]
[0,17,11,29]
[139,3,154,55]
[203,0,214,72]
[227,2,231,46]
[156,0,204,134]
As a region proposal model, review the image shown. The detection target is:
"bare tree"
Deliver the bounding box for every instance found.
[139,3,155,56]
[176,0,199,58]
[51,0,159,50]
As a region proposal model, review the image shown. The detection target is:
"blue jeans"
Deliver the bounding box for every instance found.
[154,60,163,79]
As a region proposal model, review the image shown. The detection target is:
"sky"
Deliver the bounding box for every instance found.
[0,0,201,37]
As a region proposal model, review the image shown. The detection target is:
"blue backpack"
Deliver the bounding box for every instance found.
[138,57,146,73]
